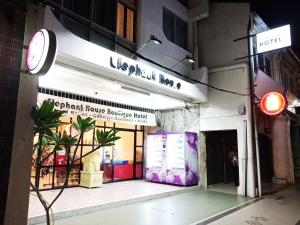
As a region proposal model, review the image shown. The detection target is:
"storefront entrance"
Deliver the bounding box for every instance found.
[32,114,144,190]
[205,130,239,191]
[101,125,144,182]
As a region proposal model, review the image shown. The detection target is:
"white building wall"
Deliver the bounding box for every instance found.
[200,64,256,197]
[138,0,193,75]
[197,3,250,69]
[156,63,257,197]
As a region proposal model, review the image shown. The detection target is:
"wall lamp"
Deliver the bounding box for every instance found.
[131,35,162,58]
[170,55,195,69]
[149,35,162,45]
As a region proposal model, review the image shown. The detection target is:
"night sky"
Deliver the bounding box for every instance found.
[251,0,300,57]
[211,0,300,57]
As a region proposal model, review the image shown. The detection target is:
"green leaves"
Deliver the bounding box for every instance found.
[46,132,63,151]
[33,137,51,149]
[72,115,95,134]
[95,129,121,147]
[61,133,78,150]
[45,132,78,151]
[31,100,66,135]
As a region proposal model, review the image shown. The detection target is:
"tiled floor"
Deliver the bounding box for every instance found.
[34,188,249,225]
[207,183,237,195]
[28,180,200,224]
[209,184,300,225]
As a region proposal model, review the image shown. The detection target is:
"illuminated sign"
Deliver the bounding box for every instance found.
[110,56,182,90]
[26,29,57,75]
[37,93,157,126]
[256,25,291,54]
[259,91,287,116]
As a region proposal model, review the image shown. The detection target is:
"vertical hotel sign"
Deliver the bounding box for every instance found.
[37,93,157,126]
[256,25,291,54]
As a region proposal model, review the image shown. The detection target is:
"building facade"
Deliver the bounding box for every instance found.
[2,1,209,224]
[196,2,300,197]
[3,1,300,225]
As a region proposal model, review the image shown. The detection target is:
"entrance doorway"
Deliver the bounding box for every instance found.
[258,133,273,182]
[102,123,144,183]
[205,130,239,193]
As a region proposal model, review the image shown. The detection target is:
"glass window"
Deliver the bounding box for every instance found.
[117,3,125,37]
[33,103,145,189]
[105,121,114,127]
[163,8,174,42]
[136,131,143,146]
[39,169,54,189]
[135,147,143,178]
[163,8,187,49]
[115,122,135,129]
[136,147,143,162]
[68,165,80,186]
[117,2,136,42]
[175,17,187,49]
[258,54,265,71]
[126,8,135,42]
[83,129,94,145]
[93,0,116,32]
[265,57,271,76]
[63,0,91,19]
[61,15,90,40]
[95,120,105,127]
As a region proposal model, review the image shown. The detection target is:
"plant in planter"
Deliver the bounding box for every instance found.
[31,100,120,225]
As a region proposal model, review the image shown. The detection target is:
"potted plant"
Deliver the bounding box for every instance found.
[31,100,120,225]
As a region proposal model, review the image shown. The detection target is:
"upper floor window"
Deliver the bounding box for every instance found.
[254,53,272,77]
[49,0,137,51]
[63,0,91,20]
[117,2,136,42]
[163,7,188,49]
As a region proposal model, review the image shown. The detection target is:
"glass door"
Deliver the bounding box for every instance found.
[135,129,144,179]
[112,131,135,181]
[100,122,144,183]
[102,144,114,182]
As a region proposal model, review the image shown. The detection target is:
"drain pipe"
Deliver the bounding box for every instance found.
[247,15,262,197]
[243,120,248,197]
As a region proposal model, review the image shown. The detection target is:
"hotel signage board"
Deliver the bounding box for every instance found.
[110,56,182,90]
[256,25,291,54]
[38,93,157,126]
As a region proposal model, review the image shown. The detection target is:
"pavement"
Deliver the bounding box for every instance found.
[207,184,300,225]
[31,181,300,225]
[35,188,250,225]
[28,180,200,224]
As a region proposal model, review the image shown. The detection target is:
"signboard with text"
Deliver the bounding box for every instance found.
[38,93,157,126]
[256,25,291,54]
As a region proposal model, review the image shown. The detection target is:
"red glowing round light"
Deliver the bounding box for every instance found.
[259,91,287,116]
